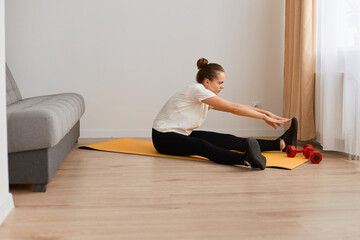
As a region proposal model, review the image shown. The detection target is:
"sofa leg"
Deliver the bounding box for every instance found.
[34,184,47,192]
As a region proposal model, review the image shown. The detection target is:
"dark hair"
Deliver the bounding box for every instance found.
[196,58,225,83]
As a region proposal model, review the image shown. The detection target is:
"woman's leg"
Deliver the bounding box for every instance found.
[152,129,246,165]
[190,130,281,152]
[277,117,298,151]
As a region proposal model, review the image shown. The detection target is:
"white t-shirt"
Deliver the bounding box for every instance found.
[153,83,216,136]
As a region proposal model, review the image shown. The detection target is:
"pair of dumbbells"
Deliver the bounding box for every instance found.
[286,144,322,164]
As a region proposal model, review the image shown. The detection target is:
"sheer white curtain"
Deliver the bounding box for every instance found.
[316,0,360,158]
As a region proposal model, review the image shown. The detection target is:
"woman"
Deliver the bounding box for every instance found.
[152,58,297,170]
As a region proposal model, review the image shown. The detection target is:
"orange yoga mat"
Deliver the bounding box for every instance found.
[79,138,309,170]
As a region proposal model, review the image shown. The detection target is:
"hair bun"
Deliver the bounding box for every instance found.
[197,58,208,69]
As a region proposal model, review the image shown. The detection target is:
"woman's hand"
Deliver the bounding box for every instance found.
[263,111,290,127]
[263,115,291,129]
[265,111,289,121]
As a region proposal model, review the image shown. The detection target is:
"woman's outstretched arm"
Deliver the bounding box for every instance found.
[202,96,291,129]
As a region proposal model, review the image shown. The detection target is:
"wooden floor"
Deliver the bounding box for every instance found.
[1,138,360,240]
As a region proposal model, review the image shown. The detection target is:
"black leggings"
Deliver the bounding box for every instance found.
[152,129,281,165]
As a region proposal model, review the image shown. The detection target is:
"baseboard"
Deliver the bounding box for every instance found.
[80,129,284,138]
[80,129,152,138]
[0,193,14,225]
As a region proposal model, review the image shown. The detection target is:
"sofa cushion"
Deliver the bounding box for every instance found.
[7,93,85,153]
[6,64,22,105]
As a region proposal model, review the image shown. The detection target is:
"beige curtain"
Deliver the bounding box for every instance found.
[284,0,317,141]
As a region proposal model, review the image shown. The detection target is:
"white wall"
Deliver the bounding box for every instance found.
[0,0,14,225]
[5,0,285,138]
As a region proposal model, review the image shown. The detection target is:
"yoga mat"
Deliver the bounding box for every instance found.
[79,138,309,170]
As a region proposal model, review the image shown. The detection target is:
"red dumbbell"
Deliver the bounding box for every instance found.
[286,145,323,164]
[309,151,322,164]
[303,144,316,158]
[286,145,314,158]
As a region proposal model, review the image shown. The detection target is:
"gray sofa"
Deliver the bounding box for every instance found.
[6,64,85,192]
